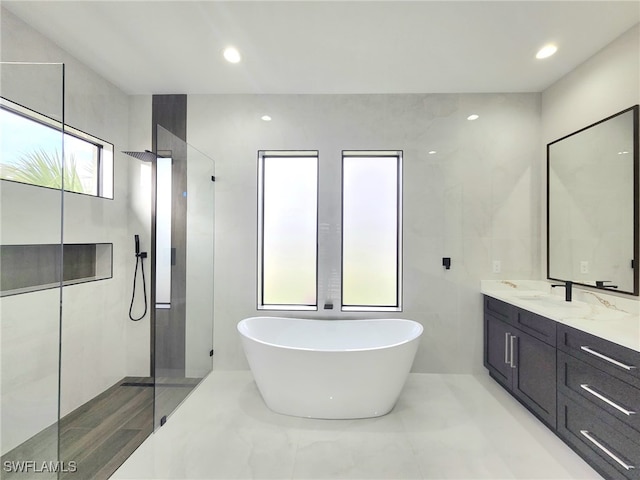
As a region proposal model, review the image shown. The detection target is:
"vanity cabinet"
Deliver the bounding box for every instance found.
[483,297,557,427]
[557,324,640,480]
[483,295,640,480]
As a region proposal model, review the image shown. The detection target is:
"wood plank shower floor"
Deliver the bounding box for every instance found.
[2,377,154,480]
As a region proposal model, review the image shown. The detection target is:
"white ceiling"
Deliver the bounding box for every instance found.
[2,1,639,95]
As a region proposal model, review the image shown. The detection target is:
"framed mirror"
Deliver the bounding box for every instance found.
[547,105,639,296]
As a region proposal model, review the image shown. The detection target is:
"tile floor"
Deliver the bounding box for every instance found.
[112,371,602,479]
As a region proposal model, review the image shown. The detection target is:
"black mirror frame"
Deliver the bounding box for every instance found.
[546,104,639,296]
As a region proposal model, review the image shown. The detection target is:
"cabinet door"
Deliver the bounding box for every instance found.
[512,328,557,428]
[485,313,514,389]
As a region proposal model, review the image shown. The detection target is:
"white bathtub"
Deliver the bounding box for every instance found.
[237,317,423,419]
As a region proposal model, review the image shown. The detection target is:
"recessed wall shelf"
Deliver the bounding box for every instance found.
[0,243,113,297]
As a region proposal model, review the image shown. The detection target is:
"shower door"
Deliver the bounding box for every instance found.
[153,125,214,428]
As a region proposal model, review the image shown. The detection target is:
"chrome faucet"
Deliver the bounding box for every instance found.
[551,280,573,302]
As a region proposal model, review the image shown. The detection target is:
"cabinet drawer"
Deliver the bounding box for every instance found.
[484,296,515,324]
[558,351,640,433]
[513,308,556,346]
[557,324,640,387]
[558,392,640,480]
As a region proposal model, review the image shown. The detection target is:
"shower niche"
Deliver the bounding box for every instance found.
[0,243,112,296]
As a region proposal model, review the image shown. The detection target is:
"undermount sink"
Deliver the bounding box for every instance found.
[509,293,629,321]
[515,294,558,301]
[510,291,546,298]
[513,294,582,309]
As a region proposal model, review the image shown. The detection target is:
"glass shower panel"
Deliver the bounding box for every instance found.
[0,62,64,479]
[154,125,214,428]
[184,142,215,381]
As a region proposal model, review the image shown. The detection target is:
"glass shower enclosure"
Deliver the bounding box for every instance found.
[0,62,214,479]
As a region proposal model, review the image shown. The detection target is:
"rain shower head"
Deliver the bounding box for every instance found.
[122,150,156,163]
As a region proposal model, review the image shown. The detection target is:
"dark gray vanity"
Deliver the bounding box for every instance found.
[484,294,640,480]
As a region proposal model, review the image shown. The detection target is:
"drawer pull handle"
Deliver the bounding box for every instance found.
[580,384,636,416]
[580,346,636,371]
[579,430,635,470]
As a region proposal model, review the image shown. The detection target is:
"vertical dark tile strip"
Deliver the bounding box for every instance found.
[152,95,187,143]
[151,95,187,379]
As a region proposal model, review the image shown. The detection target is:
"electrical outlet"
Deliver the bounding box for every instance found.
[580,261,589,274]
[492,260,501,274]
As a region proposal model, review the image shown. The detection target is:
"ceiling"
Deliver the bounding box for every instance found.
[2,1,639,95]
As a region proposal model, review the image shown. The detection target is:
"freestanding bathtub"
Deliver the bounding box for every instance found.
[237,317,423,419]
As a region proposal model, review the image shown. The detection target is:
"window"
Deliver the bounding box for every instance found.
[0,98,114,198]
[342,151,402,311]
[155,156,172,308]
[257,151,318,310]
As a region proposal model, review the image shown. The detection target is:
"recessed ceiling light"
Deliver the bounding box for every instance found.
[618,151,629,155]
[261,115,272,122]
[536,44,557,59]
[428,150,437,155]
[223,46,241,63]
[467,114,479,121]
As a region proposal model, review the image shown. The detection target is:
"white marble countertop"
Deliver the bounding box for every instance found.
[481,280,640,353]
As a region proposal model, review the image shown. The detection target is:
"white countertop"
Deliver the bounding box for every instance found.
[481,280,640,353]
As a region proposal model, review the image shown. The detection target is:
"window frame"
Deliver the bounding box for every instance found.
[0,97,114,199]
[341,150,403,312]
[257,150,319,311]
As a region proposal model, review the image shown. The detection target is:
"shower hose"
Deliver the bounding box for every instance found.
[129,251,148,321]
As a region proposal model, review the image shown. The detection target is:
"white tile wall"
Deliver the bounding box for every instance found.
[188,92,542,373]
[541,24,640,284]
